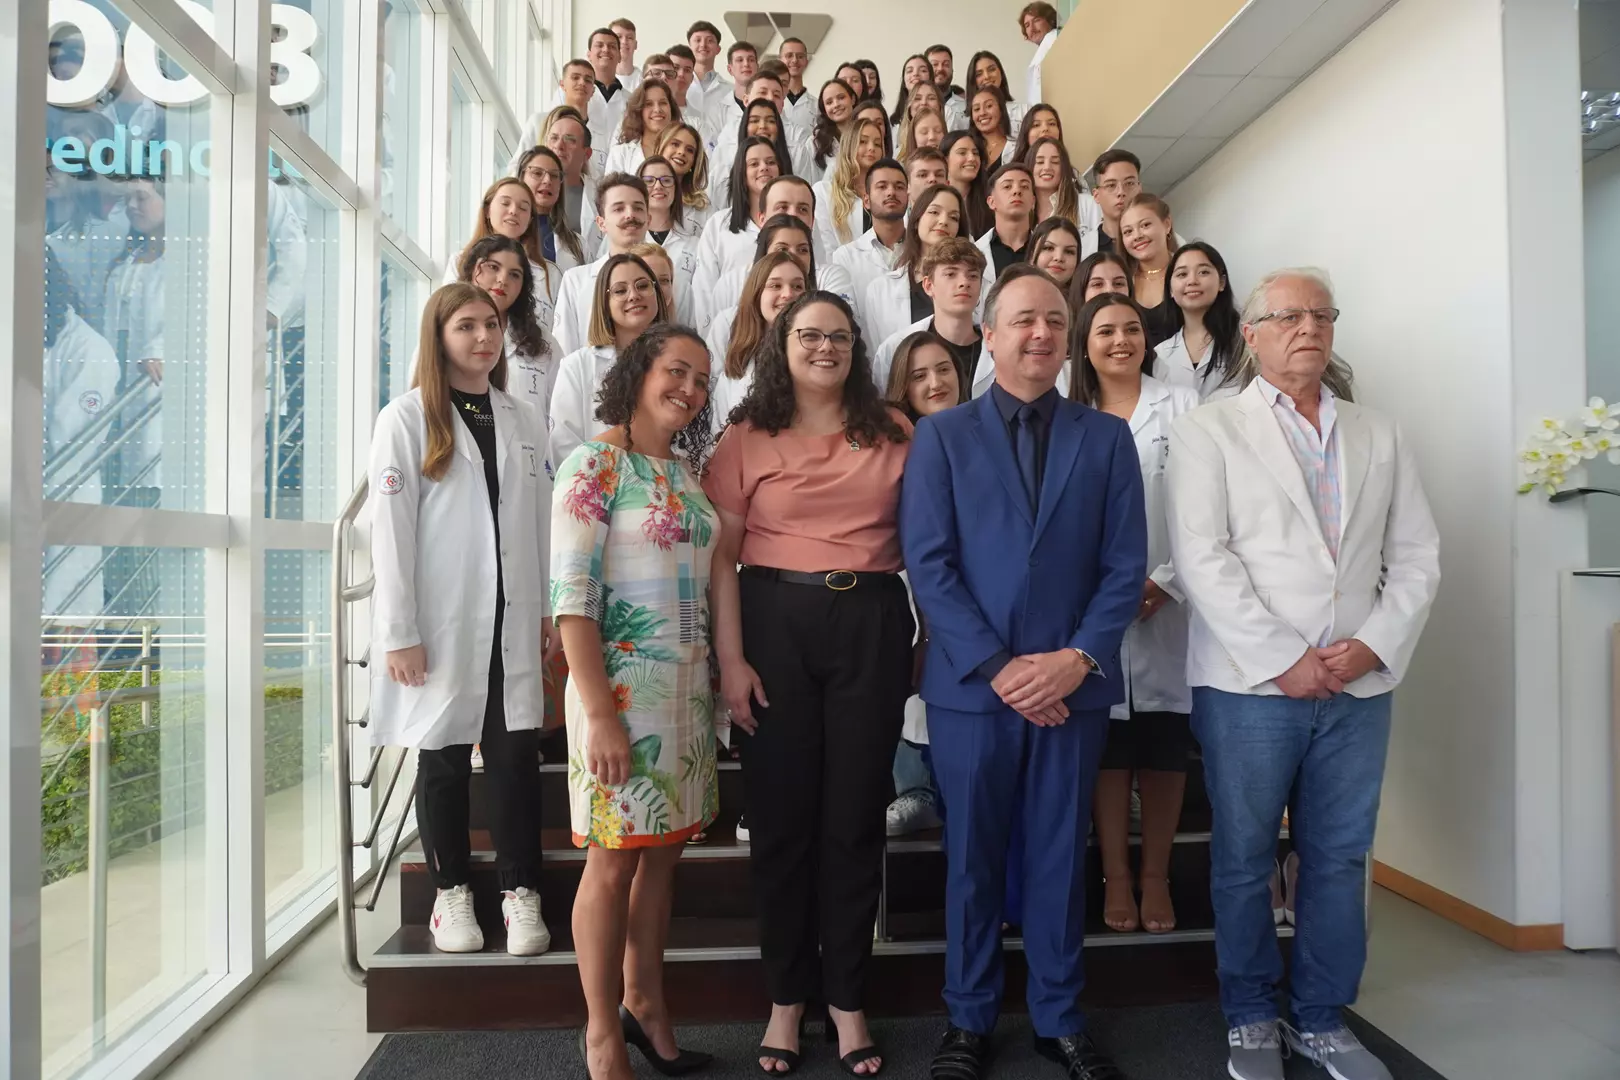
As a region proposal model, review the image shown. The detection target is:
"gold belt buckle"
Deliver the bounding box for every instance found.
[825,571,858,591]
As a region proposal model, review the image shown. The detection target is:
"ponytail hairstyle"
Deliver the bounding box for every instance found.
[828,118,885,246]
[515,145,583,264]
[727,136,787,234]
[726,250,808,378]
[412,283,507,481]
[457,235,547,361]
[656,124,711,212]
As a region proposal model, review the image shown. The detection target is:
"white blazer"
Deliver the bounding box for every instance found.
[367,388,551,750]
[691,215,761,333]
[549,255,609,358]
[830,229,901,329]
[1165,380,1441,696]
[1114,376,1200,719]
[547,344,619,468]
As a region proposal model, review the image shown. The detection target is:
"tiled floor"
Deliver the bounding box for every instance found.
[156,889,1620,1080]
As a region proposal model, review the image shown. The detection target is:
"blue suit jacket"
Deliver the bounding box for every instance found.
[900,390,1148,715]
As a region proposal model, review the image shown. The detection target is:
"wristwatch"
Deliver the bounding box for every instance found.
[1071,648,1100,674]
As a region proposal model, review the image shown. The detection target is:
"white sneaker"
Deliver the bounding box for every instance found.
[735,814,750,843]
[1283,1024,1392,1080]
[885,791,942,836]
[470,744,484,771]
[501,886,551,955]
[430,884,484,952]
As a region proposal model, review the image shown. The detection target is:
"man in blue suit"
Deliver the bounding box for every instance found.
[901,265,1147,1080]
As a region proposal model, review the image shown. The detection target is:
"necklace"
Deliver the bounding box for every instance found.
[1141,266,1165,277]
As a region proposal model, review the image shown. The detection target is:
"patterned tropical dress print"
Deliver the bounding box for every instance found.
[551,442,720,848]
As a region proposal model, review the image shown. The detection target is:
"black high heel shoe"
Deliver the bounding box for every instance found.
[757,1014,806,1075]
[620,1005,713,1076]
[824,1012,884,1076]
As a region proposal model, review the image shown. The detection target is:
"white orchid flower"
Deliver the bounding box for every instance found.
[1581,397,1619,431]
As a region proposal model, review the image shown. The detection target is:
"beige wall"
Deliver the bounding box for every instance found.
[1043,0,1245,173]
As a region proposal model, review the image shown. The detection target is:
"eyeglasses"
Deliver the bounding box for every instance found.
[522,167,562,184]
[609,280,656,298]
[1252,307,1341,329]
[641,174,677,189]
[792,328,854,352]
[1097,178,1140,195]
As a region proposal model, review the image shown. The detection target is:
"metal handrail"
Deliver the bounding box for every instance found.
[333,478,381,986]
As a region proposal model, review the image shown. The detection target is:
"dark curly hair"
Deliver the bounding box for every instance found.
[728,291,910,448]
[457,235,548,361]
[594,323,713,473]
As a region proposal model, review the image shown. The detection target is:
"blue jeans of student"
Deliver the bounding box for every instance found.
[893,739,936,801]
[1191,688,1392,1034]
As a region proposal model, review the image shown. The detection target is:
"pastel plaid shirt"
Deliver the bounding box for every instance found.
[1255,376,1342,562]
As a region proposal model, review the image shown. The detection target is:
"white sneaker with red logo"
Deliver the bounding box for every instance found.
[430,884,484,952]
[501,887,551,956]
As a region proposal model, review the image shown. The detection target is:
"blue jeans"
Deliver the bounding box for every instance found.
[892,738,936,801]
[1191,688,1392,1034]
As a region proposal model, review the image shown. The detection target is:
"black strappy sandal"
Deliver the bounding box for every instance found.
[757,1016,805,1075]
[824,1014,884,1076]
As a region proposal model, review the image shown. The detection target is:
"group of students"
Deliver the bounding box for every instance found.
[367,8,1440,1080]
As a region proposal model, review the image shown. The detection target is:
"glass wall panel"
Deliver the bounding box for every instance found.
[44,8,213,519]
[381,0,425,239]
[378,248,429,408]
[272,1,345,162]
[40,547,209,1079]
[265,159,342,522]
[263,548,334,916]
[449,73,473,257]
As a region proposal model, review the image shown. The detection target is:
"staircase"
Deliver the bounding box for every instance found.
[331,480,1297,1035]
[361,734,1294,1032]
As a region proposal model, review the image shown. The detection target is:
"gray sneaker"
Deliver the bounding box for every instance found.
[1227,1021,1285,1080]
[1284,1024,1392,1080]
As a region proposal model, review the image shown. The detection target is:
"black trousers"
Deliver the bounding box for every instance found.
[738,571,914,1010]
[416,651,543,892]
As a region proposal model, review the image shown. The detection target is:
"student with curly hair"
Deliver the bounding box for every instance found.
[553,323,720,1080]
[704,291,914,1077]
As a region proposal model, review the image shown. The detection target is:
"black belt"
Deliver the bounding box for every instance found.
[740,565,901,592]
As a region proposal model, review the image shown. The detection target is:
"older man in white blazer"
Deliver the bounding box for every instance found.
[1166,268,1440,1080]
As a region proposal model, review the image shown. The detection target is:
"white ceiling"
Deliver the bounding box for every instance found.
[1118,0,1400,192]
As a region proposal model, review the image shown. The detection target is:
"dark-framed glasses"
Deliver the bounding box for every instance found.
[793,328,854,352]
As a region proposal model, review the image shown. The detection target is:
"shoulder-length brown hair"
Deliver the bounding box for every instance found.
[411,283,507,481]
[726,251,807,379]
[895,183,967,277]
[462,178,551,298]
[1066,291,1154,407]
[617,78,682,146]
[586,253,671,348]
[516,144,583,264]
[884,330,965,420]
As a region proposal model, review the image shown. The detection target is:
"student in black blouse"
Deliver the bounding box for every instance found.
[1120,192,1179,347]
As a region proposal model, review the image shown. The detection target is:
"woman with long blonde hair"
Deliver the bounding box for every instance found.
[656,123,712,222]
[812,118,887,253]
[368,282,554,958]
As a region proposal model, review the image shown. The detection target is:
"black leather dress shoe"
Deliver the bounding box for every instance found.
[930,1026,991,1080]
[1032,1034,1126,1079]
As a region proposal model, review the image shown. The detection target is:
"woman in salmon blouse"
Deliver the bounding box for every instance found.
[704,291,914,1078]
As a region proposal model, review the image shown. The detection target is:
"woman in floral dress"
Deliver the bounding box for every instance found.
[551,324,721,1080]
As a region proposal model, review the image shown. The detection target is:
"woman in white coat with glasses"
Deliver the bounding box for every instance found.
[368,282,556,957]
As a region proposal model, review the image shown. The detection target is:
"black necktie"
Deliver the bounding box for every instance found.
[1014,404,1041,513]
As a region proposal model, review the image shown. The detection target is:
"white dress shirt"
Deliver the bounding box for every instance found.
[1026,29,1059,105]
[829,229,902,328]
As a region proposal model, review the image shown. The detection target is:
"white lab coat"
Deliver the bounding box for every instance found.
[871,316,934,390]
[1153,329,1242,403]
[1027,29,1059,105]
[973,228,1002,312]
[549,255,609,358]
[709,134,815,212]
[1165,381,1442,696]
[863,269,920,350]
[266,179,309,328]
[43,312,121,616]
[366,387,551,750]
[547,344,619,467]
[829,229,901,330]
[1114,376,1199,718]
[943,91,968,132]
[46,203,130,336]
[704,308,744,433]
[603,139,648,176]
[506,324,559,417]
[810,177,866,255]
[783,88,816,132]
[691,216,761,334]
[651,217,704,326]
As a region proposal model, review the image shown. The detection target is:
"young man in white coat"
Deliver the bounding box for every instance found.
[779,37,816,131]
[550,174,650,357]
[1020,2,1061,105]
[1165,268,1440,1080]
[871,238,985,392]
[829,159,909,328]
[683,21,729,120]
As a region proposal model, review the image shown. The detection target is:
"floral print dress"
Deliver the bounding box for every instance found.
[551,441,720,848]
